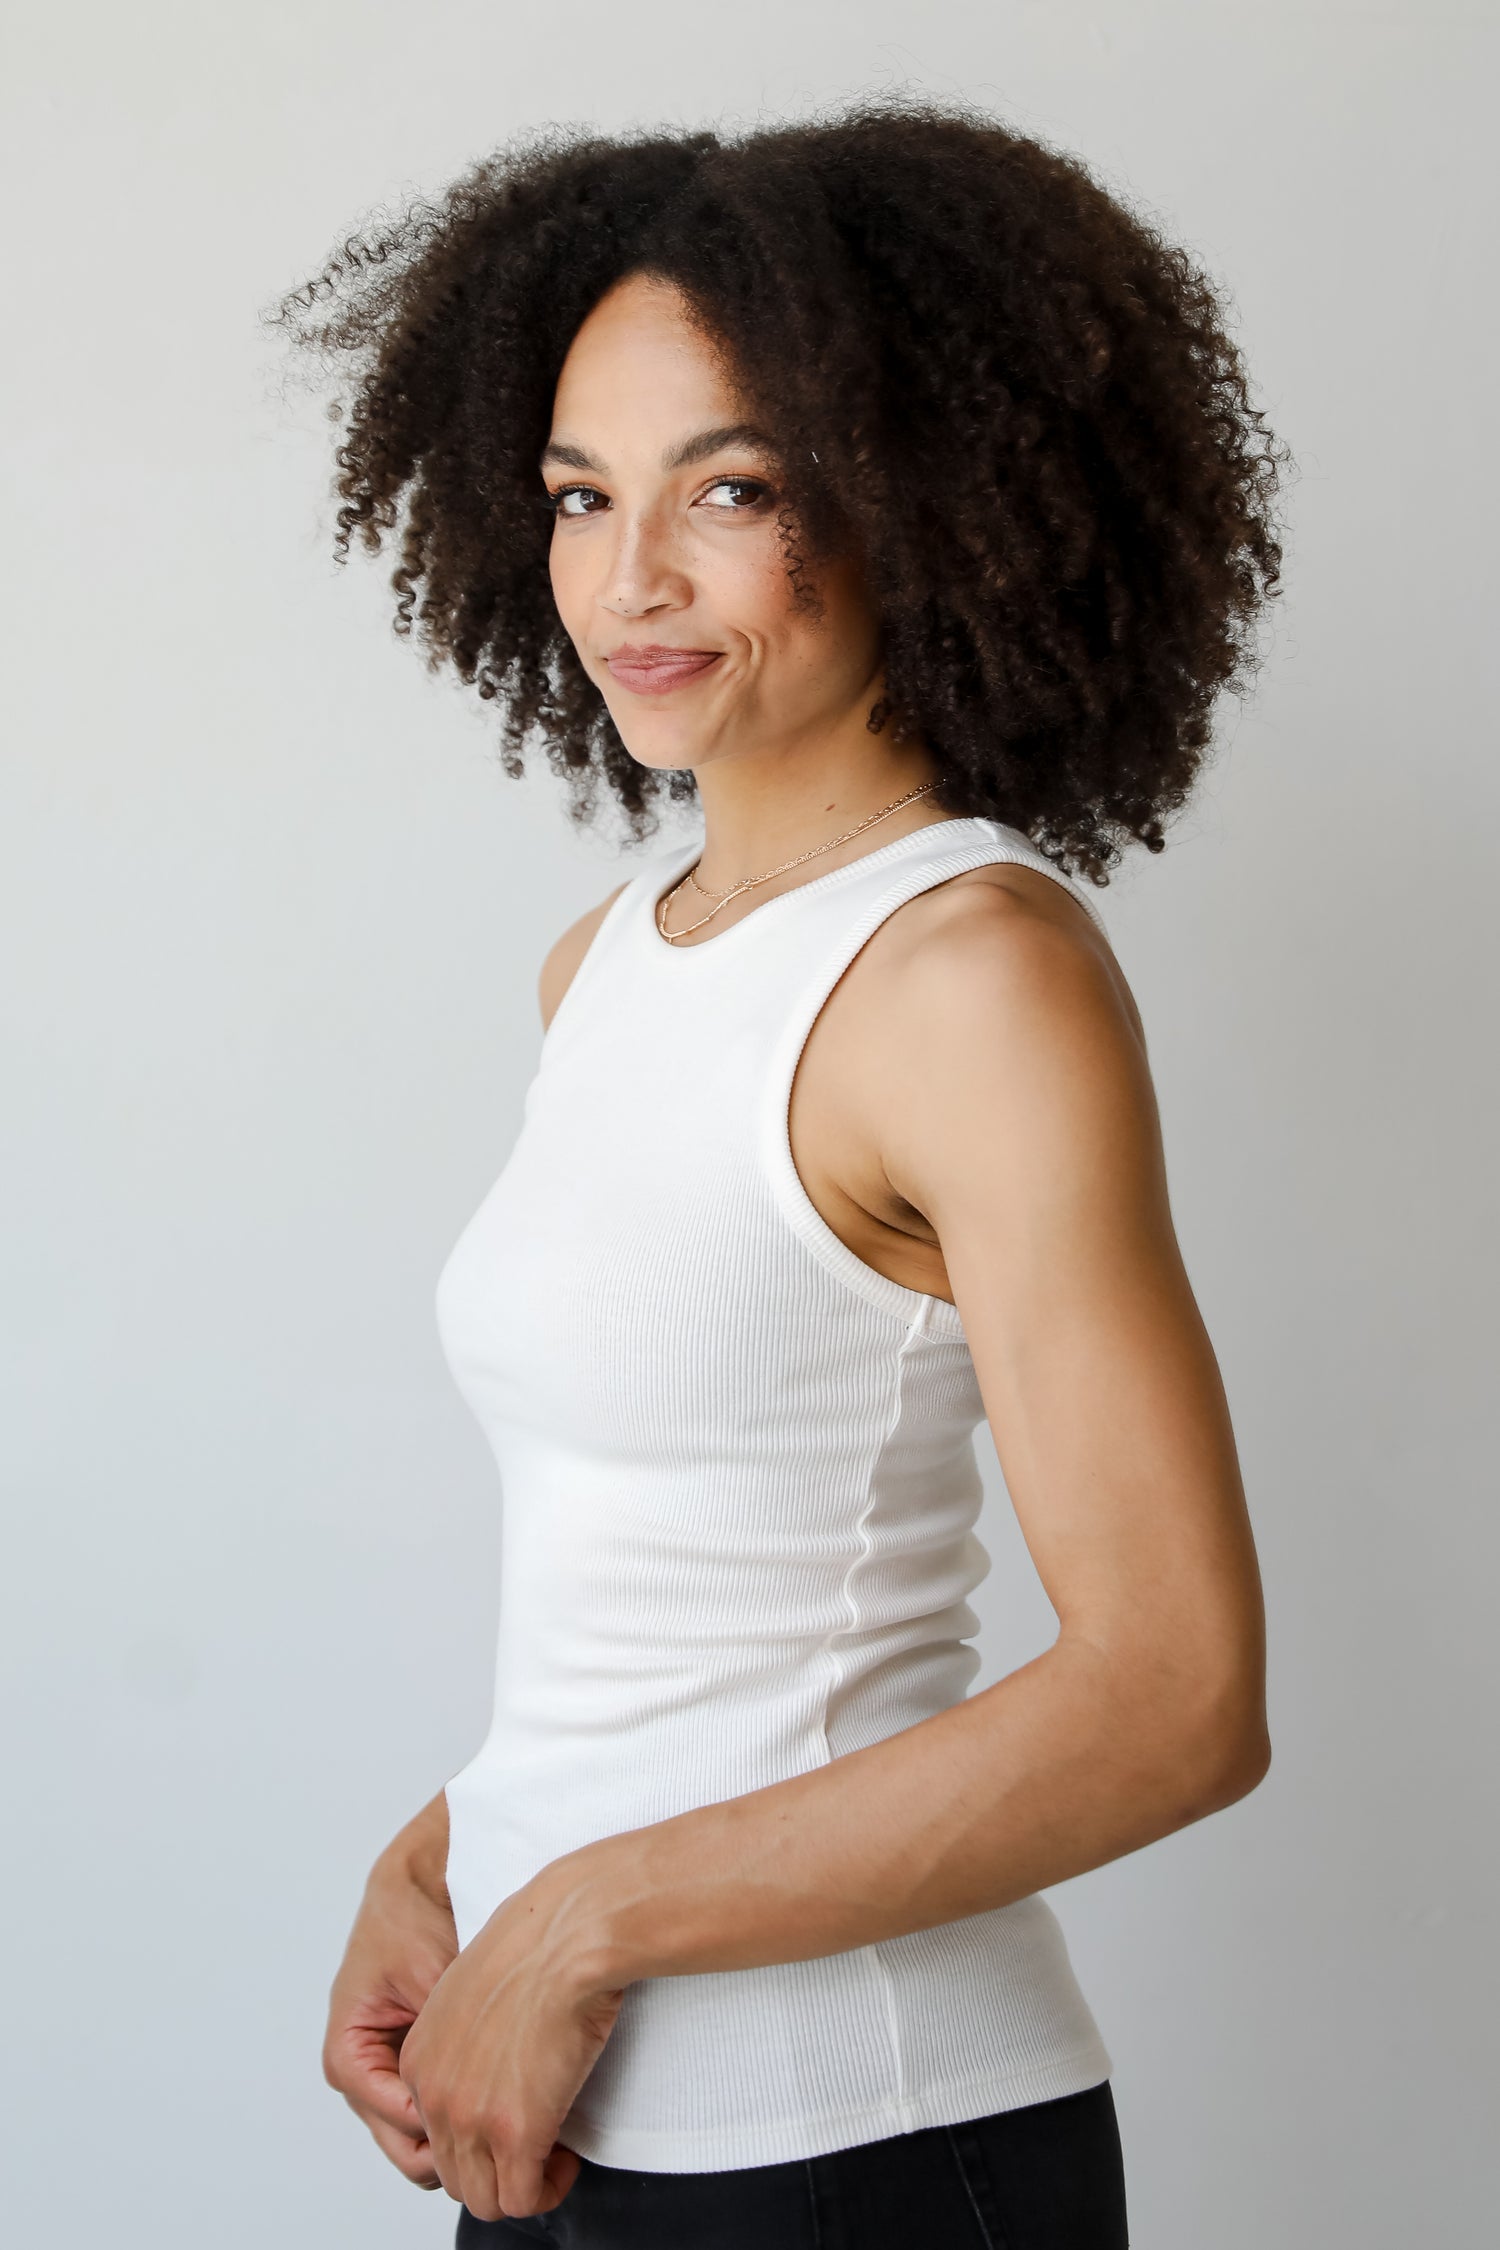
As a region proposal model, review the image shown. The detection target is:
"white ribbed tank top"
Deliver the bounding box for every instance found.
[435,815,1114,2173]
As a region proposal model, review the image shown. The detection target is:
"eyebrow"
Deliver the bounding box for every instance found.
[539,422,775,474]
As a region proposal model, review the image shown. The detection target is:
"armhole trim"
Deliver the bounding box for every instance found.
[757,837,1111,1334]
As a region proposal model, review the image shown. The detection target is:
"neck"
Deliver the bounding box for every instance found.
[686,729,948,888]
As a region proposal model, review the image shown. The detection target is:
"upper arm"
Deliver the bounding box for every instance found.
[538,883,629,1033]
[881,891,1267,1753]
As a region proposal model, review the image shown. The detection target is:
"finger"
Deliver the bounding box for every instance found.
[419,2113,466,2209]
[367,2115,442,2190]
[454,2133,504,2225]
[493,2149,550,2222]
[536,2142,582,2211]
[327,2029,427,2134]
[343,2062,428,2141]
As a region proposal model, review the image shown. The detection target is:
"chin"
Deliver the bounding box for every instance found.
[617,734,700,776]
[609,712,726,772]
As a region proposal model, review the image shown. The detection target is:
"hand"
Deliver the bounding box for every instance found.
[397,1852,626,2222]
[323,1795,460,2189]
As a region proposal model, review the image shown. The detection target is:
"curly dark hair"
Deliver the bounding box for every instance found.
[269,94,1290,885]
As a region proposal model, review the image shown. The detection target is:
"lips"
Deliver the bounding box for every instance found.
[604,649,722,696]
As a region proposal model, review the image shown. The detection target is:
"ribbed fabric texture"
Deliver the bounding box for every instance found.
[435,816,1114,2173]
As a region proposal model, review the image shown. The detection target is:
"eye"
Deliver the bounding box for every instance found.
[698,476,771,512]
[542,474,774,520]
[544,482,607,518]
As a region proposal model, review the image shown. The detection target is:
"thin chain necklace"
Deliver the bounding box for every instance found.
[654,781,943,944]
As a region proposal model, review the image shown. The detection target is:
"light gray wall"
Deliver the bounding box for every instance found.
[3,5,1494,2243]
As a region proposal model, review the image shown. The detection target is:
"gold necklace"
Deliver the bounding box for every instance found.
[655,781,943,944]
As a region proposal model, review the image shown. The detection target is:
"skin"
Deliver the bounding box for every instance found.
[322,272,1271,2222]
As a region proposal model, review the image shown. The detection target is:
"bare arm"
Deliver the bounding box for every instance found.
[398,881,1269,2216]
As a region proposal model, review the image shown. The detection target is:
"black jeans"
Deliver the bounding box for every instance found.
[454,2081,1128,2248]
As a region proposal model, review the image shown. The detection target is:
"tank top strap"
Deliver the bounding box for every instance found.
[779,816,1111,950]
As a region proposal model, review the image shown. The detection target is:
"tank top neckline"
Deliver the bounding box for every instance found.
[644,815,998,959]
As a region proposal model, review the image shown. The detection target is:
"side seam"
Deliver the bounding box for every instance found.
[812,1299,934,2115]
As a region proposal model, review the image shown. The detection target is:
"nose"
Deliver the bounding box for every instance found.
[599,504,689,620]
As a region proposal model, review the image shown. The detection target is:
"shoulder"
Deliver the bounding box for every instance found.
[538,879,631,1031]
[866,862,1159,1207]
[883,860,1143,1060]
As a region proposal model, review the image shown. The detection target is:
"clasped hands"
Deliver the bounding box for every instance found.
[323,1830,626,2225]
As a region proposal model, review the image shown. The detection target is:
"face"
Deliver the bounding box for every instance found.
[542,272,884,778]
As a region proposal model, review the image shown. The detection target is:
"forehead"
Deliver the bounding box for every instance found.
[550,276,746,434]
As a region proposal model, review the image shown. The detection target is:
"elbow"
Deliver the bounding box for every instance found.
[1192,1715,1272,1814]
[1176,1675,1272,1817]
[1070,1617,1271,1822]
[1147,1596,1272,1820]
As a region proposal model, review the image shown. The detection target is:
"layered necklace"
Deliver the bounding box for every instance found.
[655,781,943,944]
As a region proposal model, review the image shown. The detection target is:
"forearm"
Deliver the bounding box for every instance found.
[555,1634,1267,1988]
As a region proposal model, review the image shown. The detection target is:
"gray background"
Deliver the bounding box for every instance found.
[3,4,1495,2242]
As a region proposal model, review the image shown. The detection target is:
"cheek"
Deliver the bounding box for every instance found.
[548,535,583,623]
[717,532,807,655]
[744,554,872,684]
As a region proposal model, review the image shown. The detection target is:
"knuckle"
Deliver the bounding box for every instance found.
[497,2175,541,2219]
[485,2112,527,2165]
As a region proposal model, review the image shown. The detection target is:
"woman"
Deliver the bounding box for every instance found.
[277,98,1285,2248]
